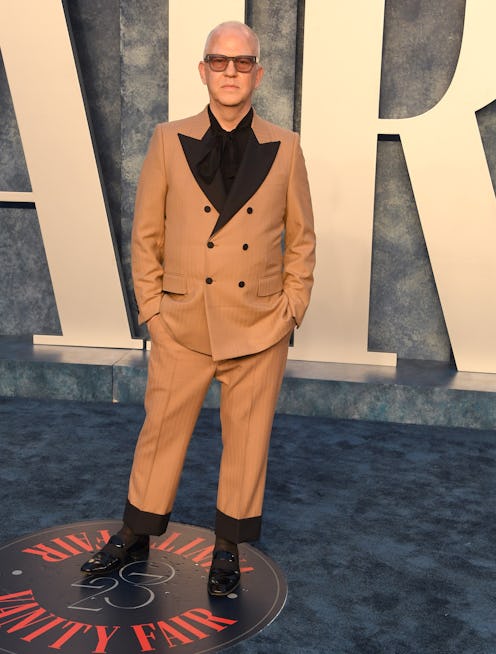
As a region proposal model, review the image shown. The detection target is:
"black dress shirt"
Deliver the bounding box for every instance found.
[197,106,254,194]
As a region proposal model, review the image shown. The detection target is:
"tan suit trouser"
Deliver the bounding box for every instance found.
[124,315,290,543]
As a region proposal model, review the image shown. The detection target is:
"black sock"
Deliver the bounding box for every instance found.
[214,536,238,556]
[116,524,138,546]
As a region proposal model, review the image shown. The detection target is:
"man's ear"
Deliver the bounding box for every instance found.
[198,61,207,85]
[254,65,264,89]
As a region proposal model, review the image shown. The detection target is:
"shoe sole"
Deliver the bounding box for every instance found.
[207,577,241,597]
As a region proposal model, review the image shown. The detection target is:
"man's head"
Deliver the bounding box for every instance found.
[199,21,264,117]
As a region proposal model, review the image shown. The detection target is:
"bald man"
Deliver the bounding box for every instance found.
[82,21,315,597]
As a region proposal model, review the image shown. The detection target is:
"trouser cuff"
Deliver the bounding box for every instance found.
[215,509,262,543]
[124,499,170,536]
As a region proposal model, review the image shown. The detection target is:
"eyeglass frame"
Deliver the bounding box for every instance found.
[203,54,259,73]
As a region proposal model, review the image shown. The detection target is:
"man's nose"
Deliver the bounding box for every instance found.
[224,59,238,75]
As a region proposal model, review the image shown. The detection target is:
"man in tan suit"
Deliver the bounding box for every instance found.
[82,20,315,596]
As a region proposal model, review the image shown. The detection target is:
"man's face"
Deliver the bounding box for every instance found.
[199,27,263,114]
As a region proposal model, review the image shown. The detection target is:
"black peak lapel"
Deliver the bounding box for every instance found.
[178,132,226,212]
[210,131,280,236]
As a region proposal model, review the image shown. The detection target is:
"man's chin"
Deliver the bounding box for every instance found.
[217,98,247,109]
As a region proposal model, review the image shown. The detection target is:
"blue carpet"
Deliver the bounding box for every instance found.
[0,397,495,653]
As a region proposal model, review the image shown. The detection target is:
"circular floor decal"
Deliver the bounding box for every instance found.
[0,520,287,653]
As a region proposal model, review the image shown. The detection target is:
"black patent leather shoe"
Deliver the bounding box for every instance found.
[80,534,150,575]
[207,550,241,596]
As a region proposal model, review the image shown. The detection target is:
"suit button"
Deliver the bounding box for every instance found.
[238,281,245,288]
[206,277,213,284]
[247,207,253,214]
[207,241,214,248]
[242,243,249,250]
[204,205,211,213]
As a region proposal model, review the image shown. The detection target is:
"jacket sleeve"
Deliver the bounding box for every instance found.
[131,124,168,325]
[283,132,316,326]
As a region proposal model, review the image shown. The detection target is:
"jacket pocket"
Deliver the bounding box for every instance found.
[162,272,188,294]
[257,274,283,297]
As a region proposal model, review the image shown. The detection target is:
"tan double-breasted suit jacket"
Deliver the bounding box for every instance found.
[131,107,315,359]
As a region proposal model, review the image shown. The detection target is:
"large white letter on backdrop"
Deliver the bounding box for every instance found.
[0,0,137,348]
[295,0,496,373]
[381,0,496,373]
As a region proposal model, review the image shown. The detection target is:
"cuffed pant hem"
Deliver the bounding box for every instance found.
[215,509,262,543]
[124,499,170,536]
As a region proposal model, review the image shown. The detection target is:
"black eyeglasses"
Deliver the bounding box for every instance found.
[204,54,258,73]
